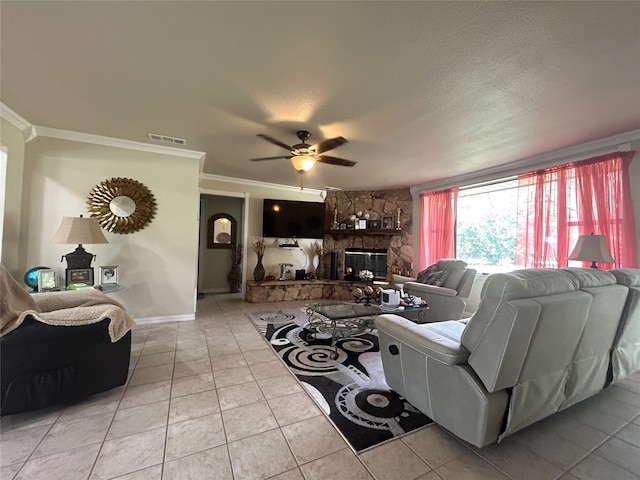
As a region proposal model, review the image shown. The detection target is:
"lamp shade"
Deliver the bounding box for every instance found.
[290,155,316,172]
[568,233,614,268]
[52,216,108,245]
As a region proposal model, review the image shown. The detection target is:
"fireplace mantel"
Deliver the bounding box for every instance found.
[327,228,402,236]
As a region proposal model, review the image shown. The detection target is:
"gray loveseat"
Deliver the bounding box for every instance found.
[376,267,640,447]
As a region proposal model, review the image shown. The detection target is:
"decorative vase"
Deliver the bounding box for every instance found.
[227,264,242,293]
[253,255,265,282]
[315,255,324,280]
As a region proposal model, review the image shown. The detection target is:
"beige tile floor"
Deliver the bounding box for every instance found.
[1,293,640,480]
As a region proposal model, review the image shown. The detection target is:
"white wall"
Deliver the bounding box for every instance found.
[199,177,324,280]
[0,119,26,275]
[20,136,201,321]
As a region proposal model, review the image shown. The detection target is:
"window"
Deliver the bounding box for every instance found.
[444,151,636,272]
[456,179,518,274]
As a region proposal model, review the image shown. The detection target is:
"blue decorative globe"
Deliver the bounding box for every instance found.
[24,266,50,291]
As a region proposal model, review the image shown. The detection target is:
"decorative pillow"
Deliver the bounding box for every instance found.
[416,264,438,283]
[416,264,450,286]
[423,269,449,286]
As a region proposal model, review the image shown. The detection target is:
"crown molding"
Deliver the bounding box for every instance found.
[32,125,207,161]
[199,172,324,196]
[0,103,36,142]
[0,103,206,168]
[411,129,640,196]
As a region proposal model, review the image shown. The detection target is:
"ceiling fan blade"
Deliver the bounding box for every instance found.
[250,156,292,161]
[317,155,357,167]
[257,134,292,151]
[314,136,348,154]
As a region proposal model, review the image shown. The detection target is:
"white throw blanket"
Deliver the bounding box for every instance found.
[1,264,135,342]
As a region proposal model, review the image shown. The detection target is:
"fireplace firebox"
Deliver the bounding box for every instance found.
[344,248,387,281]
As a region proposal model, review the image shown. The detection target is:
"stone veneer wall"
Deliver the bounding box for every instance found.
[322,188,413,280]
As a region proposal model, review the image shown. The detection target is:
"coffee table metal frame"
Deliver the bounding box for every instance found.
[303,302,428,359]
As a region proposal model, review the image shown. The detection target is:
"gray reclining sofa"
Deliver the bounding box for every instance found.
[376,267,640,447]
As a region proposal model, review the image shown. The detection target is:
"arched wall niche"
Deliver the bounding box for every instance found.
[207,213,237,249]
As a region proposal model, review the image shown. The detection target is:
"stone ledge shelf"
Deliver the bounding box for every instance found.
[245,279,388,303]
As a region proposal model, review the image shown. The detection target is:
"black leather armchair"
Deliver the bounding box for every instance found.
[1,315,131,415]
[0,263,133,416]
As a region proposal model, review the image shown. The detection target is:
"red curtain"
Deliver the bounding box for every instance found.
[516,167,570,268]
[420,188,459,269]
[516,151,636,268]
[574,152,637,268]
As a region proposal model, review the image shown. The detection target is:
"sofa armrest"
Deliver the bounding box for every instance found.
[403,282,457,297]
[375,314,470,365]
[390,274,417,290]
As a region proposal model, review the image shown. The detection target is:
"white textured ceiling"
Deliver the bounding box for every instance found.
[2,1,639,191]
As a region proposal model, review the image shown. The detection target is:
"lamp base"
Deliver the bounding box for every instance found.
[589,261,599,269]
[62,244,96,269]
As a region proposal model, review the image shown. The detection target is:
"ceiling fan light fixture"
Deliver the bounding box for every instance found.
[291,155,316,172]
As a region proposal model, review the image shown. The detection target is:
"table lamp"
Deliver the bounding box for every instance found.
[52,215,108,269]
[568,233,614,269]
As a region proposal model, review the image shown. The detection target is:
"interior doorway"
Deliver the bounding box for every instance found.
[198,190,249,296]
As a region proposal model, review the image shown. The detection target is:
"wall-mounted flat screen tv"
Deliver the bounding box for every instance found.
[262,199,325,239]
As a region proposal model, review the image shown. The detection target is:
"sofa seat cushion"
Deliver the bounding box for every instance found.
[376,314,469,365]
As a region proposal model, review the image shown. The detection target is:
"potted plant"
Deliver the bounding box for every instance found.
[227,244,242,293]
[252,237,266,282]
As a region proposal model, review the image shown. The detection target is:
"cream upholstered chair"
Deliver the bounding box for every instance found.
[390,259,476,323]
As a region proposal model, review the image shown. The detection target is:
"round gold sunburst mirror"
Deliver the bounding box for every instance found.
[87,177,157,234]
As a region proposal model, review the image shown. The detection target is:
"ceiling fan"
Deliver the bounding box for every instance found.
[251,130,356,172]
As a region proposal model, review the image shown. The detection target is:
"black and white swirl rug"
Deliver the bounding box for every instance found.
[248,309,433,452]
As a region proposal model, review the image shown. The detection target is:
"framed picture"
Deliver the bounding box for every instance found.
[357,219,367,230]
[369,220,380,229]
[382,215,394,229]
[99,266,119,285]
[66,268,94,286]
[37,269,59,291]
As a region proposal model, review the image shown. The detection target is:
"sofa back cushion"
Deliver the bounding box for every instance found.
[462,269,580,351]
[559,268,628,408]
[475,291,592,439]
[463,269,595,439]
[436,259,468,290]
[609,269,640,383]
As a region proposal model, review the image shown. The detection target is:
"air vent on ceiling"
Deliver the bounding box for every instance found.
[147,133,187,145]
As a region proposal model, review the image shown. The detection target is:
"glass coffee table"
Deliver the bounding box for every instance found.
[304,302,429,359]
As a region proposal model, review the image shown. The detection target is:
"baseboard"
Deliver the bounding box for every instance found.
[134,313,195,325]
[199,288,228,294]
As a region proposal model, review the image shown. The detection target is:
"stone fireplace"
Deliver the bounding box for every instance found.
[322,188,413,281]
